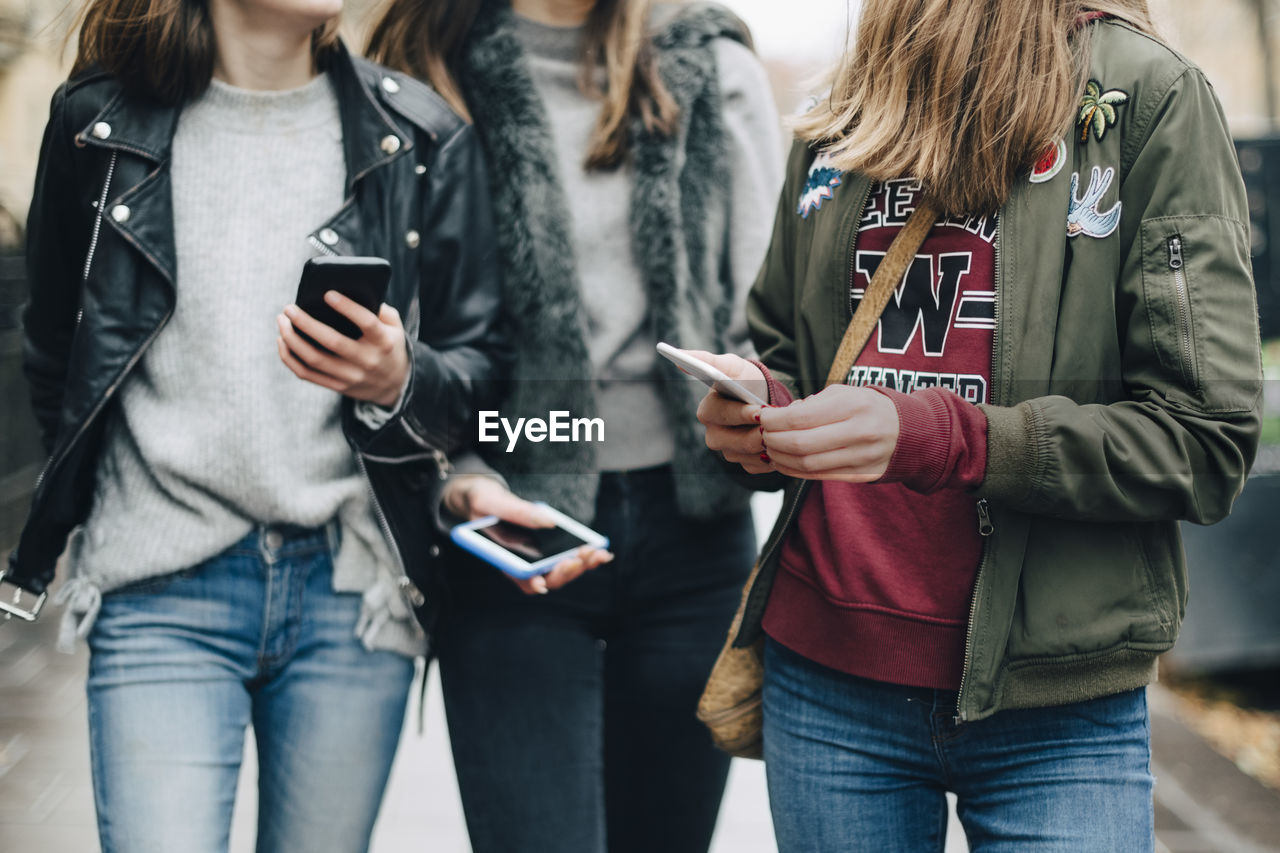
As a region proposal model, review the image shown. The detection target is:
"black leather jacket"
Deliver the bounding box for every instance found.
[7,42,508,632]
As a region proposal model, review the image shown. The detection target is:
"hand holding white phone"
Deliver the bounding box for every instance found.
[452,502,610,581]
[444,476,613,594]
[656,343,769,407]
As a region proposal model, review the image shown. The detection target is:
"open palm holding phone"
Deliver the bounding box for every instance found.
[443,477,614,595]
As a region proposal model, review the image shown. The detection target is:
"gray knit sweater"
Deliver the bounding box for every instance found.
[58,75,425,657]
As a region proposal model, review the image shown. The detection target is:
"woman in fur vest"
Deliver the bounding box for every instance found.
[367,1,782,851]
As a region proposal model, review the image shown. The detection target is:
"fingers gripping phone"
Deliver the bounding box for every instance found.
[294,256,392,346]
[451,503,610,580]
[656,342,768,407]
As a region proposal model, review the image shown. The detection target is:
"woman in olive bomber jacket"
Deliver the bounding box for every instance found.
[696,6,1261,852]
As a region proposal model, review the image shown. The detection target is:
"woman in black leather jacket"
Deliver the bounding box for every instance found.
[6,0,506,847]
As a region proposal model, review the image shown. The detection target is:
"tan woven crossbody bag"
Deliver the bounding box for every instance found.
[696,198,941,759]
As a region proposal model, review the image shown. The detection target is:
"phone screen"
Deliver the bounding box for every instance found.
[474,520,590,564]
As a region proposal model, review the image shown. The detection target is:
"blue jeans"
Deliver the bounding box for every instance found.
[86,525,414,853]
[763,639,1154,853]
[435,467,756,853]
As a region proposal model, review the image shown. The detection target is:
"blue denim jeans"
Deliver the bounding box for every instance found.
[435,466,757,853]
[86,525,415,853]
[763,639,1155,853]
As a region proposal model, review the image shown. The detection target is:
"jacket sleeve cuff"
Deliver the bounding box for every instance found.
[434,452,509,535]
[718,359,789,492]
[448,451,508,488]
[975,401,1041,505]
[749,359,795,407]
[353,349,414,430]
[874,387,989,493]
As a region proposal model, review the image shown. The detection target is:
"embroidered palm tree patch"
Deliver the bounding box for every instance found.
[797,152,844,219]
[1078,80,1129,143]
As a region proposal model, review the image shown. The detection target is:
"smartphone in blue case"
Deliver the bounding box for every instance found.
[450,503,610,580]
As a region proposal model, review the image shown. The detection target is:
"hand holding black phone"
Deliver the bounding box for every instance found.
[293,256,392,347]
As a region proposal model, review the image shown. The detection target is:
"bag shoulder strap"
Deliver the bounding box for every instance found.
[825,198,941,387]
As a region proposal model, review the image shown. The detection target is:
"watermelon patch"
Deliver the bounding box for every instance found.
[1030,139,1067,184]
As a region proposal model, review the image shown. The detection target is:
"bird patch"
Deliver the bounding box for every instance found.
[1067,166,1122,238]
[1078,80,1129,143]
[797,152,844,219]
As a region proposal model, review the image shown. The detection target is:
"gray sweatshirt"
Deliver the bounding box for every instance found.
[58,75,425,657]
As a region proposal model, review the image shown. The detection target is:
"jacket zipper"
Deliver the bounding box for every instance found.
[761,482,812,571]
[353,452,425,607]
[846,181,877,321]
[738,176,872,635]
[404,291,449,475]
[308,237,337,257]
[975,499,995,536]
[1167,236,1195,386]
[432,448,452,479]
[956,217,1003,724]
[316,232,427,608]
[33,151,120,496]
[737,478,813,646]
[75,151,119,331]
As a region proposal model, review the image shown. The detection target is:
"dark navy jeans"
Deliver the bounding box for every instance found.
[435,466,756,853]
[763,638,1155,852]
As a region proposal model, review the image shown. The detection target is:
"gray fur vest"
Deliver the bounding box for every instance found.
[462,2,753,523]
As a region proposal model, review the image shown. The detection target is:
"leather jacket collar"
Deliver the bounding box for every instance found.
[72,40,412,196]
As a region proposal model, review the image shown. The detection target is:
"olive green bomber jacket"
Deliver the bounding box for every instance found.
[736,22,1263,722]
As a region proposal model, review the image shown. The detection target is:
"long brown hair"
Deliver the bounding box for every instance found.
[367,0,680,170]
[796,0,1158,215]
[70,0,340,105]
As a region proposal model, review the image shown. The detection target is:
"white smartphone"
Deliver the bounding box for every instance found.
[450,503,610,580]
[656,342,769,407]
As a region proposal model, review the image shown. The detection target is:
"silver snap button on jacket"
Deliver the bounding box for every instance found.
[91,121,111,139]
[380,135,401,154]
[381,77,401,94]
[318,228,339,246]
[109,204,130,223]
[405,230,420,249]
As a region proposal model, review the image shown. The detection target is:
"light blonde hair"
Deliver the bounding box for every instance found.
[796,1,1158,215]
[367,0,680,170]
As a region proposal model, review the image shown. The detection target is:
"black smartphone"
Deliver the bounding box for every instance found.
[293,256,392,345]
